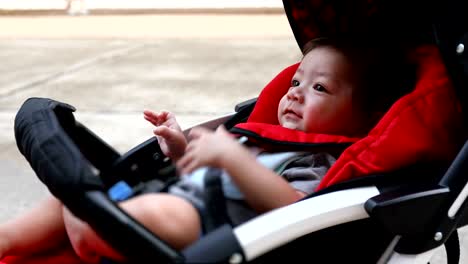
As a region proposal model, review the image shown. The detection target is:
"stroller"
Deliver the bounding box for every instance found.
[5,0,468,263]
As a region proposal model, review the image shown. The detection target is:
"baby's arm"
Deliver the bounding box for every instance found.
[143,110,187,161]
[177,126,304,213]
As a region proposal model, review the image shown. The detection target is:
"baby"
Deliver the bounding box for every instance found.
[0,38,413,263]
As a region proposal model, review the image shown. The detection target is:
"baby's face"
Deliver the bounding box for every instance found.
[278,46,368,136]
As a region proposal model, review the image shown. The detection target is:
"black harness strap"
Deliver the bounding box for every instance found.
[202,168,231,233]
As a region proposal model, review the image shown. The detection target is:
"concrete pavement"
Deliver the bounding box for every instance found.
[0,14,294,38]
[0,13,466,263]
[0,13,300,219]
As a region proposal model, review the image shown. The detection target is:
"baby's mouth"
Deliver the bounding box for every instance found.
[284,109,302,119]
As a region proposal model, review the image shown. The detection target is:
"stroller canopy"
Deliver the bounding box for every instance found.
[282,0,437,52]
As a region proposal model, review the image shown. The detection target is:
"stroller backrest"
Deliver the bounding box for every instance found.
[232,45,464,192]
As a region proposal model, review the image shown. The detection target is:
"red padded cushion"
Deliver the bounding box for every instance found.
[235,62,360,145]
[234,45,464,191]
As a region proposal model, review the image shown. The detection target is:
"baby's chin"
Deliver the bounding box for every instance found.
[279,121,302,131]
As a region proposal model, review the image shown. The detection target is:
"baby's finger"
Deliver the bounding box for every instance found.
[144,115,158,126]
[157,111,169,121]
[144,111,161,125]
[143,109,155,115]
[188,127,211,140]
[161,110,171,119]
[153,126,174,139]
[145,110,171,124]
[143,109,159,119]
[180,160,198,175]
[178,155,200,175]
[176,153,193,174]
[184,137,201,155]
[154,135,163,146]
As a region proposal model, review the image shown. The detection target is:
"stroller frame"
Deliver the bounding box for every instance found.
[10,0,468,263]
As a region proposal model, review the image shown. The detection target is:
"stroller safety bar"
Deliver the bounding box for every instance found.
[182,97,258,137]
[233,186,380,261]
[182,113,235,138]
[448,181,468,218]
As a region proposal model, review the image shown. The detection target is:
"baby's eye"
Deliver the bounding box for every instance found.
[291,79,300,87]
[313,83,328,93]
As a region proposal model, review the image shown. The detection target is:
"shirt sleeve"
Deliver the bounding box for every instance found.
[280,153,336,195]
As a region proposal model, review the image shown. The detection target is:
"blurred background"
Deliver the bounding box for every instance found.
[0,0,301,221]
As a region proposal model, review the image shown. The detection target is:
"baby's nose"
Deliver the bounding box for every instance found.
[287,87,304,102]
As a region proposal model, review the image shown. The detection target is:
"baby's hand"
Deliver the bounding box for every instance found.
[177,126,240,175]
[143,110,187,161]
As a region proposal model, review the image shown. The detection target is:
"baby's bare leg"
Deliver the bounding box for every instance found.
[120,193,201,249]
[63,193,201,262]
[0,196,68,259]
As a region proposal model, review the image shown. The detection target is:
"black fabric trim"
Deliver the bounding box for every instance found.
[305,162,446,199]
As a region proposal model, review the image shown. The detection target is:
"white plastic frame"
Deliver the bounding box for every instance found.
[233,186,380,261]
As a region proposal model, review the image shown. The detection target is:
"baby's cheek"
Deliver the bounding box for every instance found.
[277,98,286,118]
[302,112,319,132]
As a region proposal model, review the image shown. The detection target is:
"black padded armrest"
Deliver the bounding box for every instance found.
[14,97,104,202]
